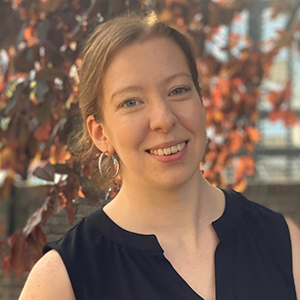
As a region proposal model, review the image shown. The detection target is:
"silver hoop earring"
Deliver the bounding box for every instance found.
[98,152,120,179]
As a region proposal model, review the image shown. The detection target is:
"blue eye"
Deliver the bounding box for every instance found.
[121,99,140,108]
[170,87,190,96]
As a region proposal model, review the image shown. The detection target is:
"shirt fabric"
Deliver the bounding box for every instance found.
[43,189,297,300]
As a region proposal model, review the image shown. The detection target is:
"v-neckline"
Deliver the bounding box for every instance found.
[152,191,227,300]
[97,189,243,300]
[160,253,208,300]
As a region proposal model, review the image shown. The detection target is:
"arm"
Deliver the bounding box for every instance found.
[18,249,76,300]
[285,217,300,300]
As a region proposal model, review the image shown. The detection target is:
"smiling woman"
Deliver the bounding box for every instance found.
[18,14,300,300]
[86,35,206,190]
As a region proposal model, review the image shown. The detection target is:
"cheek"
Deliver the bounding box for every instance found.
[110,118,146,152]
[178,102,206,132]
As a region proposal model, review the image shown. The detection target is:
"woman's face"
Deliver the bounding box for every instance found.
[88,37,206,189]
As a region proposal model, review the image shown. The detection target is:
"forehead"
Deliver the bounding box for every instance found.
[102,37,191,94]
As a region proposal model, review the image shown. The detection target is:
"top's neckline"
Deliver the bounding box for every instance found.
[94,189,243,255]
[212,189,243,239]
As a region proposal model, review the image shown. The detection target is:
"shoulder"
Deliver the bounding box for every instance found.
[226,190,285,229]
[284,217,300,299]
[18,249,75,300]
[230,191,293,255]
[236,191,287,228]
[43,210,102,258]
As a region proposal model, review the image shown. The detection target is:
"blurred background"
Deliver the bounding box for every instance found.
[0,0,300,299]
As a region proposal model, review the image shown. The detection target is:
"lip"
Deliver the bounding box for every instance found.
[146,140,189,151]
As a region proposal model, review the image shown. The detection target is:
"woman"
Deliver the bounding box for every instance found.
[19,14,300,300]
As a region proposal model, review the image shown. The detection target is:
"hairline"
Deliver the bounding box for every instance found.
[96,34,201,122]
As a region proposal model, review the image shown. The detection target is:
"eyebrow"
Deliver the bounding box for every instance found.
[110,72,192,101]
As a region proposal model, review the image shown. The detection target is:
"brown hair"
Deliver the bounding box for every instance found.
[73,13,202,187]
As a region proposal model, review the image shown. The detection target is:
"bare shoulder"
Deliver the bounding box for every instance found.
[18,249,76,300]
[284,217,300,299]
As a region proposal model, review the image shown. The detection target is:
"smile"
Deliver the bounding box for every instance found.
[147,141,188,156]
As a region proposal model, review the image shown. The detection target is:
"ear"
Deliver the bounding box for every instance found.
[86,115,114,155]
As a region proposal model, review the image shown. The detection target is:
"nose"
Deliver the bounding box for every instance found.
[149,99,177,133]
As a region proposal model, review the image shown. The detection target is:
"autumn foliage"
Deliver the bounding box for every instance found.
[0,0,299,275]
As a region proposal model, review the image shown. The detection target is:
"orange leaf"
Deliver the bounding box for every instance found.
[267,91,281,106]
[0,147,16,169]
[216,149,230,165]
[49,144,71,164]
[228,131,243,153]
[23,27,33,41]
[233,177,247,193]
[213,110,225,123]
[234,155,255,183]
[283,109,297,127]
[78,187,85,198]
[218,78,231,96]
[211,87,223,106]
[245,126,261,143]
[250,111,260,123]
[203,169,225,187]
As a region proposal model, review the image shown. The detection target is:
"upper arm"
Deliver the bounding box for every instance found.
[285,217,300,300]
[18,249,76,300]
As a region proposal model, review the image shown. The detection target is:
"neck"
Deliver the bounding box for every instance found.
[104,170,224,249]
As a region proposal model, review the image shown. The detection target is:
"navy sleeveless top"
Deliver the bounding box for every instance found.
[43,190,297,300]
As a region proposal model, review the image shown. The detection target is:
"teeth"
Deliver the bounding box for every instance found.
[177,143,183,151]
[158,149,164,156]
[149,142,186,156]
[171,146,177,153]
[163,148,171,155]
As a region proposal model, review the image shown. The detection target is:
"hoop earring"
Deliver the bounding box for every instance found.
[98,152,120,179]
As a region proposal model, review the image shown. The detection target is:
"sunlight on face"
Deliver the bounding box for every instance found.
[99,37,206,189]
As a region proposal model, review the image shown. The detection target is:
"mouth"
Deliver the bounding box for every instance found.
[146,140,189,156]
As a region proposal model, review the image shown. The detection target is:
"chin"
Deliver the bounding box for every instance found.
[152,168,201,190]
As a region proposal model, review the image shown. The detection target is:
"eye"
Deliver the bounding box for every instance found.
[120,99,142,108]
[169,86,190,96]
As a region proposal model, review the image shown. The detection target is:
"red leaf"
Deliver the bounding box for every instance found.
[269,109,284,122]
[25,226,46,269]
[0,222,4,234]
[33,122,51,143]
[10,232,27,276]
[0,239,11,275]
[283,80,292,102]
